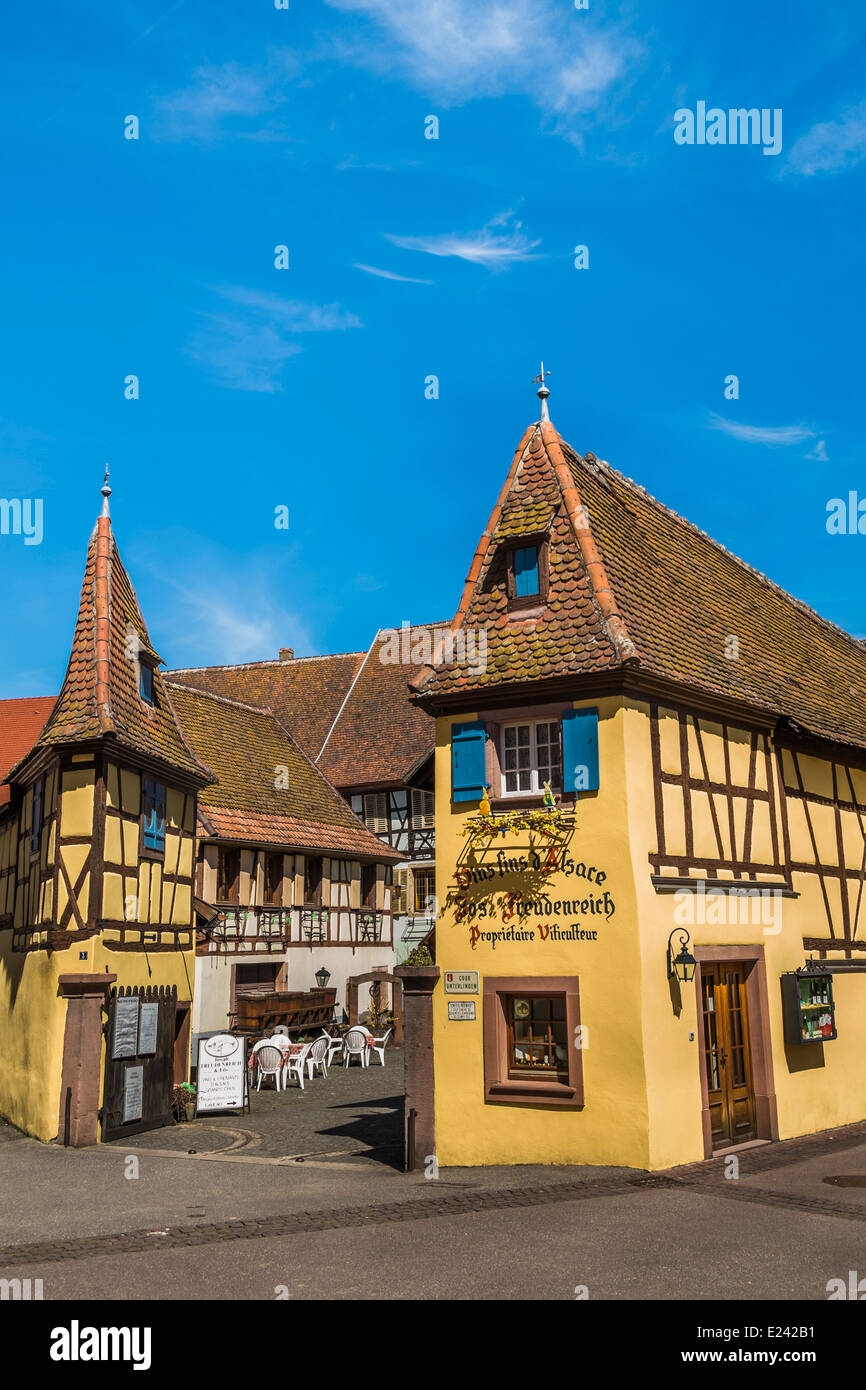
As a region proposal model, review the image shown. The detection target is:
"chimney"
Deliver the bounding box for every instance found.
[279,647,295,662]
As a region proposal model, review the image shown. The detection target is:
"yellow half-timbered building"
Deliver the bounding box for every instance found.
[0,478,212,1143]
[407,390,866,1172]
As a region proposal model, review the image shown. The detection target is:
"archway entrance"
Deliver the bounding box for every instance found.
[346,970,403,1044]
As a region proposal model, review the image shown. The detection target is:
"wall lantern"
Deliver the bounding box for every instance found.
[667,929,696,983]
[315,966,331,989]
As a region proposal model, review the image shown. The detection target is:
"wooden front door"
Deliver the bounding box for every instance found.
[701,963,756,1148]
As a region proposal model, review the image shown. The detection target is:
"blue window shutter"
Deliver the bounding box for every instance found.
[451,721,487,802]
[562,708,599,792]
[514,546,539,597]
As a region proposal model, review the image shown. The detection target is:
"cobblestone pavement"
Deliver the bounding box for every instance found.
[111,1047,405,1164]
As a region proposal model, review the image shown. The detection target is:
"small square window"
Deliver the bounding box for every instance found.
[501,720,562,796]
[505,537,549,610]
[484,977,583,1107]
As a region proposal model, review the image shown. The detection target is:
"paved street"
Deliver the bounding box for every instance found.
[2,1049,866,1303]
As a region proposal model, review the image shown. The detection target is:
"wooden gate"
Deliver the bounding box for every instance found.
[101,985,177,1141]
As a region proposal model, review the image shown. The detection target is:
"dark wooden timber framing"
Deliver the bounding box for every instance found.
[648,696,866,958]
[89,750,107,929]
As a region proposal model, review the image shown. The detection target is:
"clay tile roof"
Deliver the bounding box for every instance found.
[166,652,365,762]
[167,683,400,859]
[29,516,212,785]
[317,626,439,789]
[412,419,866,753]
[0,696,56,805]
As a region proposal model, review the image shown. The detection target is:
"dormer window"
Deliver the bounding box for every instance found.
[506,535,549,611]
[140,661,155,704]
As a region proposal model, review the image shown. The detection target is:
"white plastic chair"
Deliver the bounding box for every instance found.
[368,1026,392,1067]
[323,1031,344,1066]
[306,1034,330,1080]
[254,1044,284,1092]
[283,1041,313,1090]
[343,1026,370,1068]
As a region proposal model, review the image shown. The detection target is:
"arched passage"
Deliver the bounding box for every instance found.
[345,969,403,1044]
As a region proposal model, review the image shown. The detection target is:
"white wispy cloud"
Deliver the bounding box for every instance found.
[323,0,640,132]
[385,212,540,270]
[187,288,362,392]
[153,56,296,142]
[354,263,433,284]
[133,536,314,666]
[708,415,817,448]
[786,101,866,177]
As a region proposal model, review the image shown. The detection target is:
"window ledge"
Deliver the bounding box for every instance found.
[489,794,573,811]
[486,1079,579,1107]
[506,604,546,621]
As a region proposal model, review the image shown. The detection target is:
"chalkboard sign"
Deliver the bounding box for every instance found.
[112,996,140,1059]
[195,1034,247,1115]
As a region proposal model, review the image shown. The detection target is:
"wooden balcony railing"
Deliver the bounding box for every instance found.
[208,905,392,954]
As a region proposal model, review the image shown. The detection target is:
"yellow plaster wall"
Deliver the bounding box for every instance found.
[432,697,652,1169]
[0,948,68,1141]
[431,698,866,1172]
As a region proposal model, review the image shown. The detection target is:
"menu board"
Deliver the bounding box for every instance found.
[195,1034,247,1115]
[123,1064,144,1123]
[137,1003,159,1056]
[112,997,140,1059]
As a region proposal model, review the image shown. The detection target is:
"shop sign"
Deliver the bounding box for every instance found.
[444,970,479,994]
[195,1034,247,1115]
[447,1001,476,1021]
[448,851,618,952]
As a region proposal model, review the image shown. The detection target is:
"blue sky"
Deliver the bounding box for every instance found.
[1,0,865,697]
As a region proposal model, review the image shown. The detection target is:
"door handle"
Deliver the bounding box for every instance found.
[719,1049,728,1066]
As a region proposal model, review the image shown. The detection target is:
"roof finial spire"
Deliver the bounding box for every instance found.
[533,362,551,422]
[100,468,111,519]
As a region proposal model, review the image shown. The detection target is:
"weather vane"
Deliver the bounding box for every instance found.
[533,362,551,421]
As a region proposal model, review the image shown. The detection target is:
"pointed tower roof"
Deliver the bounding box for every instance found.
[24,477,213,786]
[411,411,866,753]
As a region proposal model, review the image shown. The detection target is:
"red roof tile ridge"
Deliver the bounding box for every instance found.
[164,680,276,717]
[570,444,866,667]
[541,422,639,667]
[169,652,365,675]
[409,423,537,693]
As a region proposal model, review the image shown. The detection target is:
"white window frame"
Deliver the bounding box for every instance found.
[500,719,563,797]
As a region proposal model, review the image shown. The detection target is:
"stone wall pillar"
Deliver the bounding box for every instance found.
[394,965,440,1172]
[57,973,116,1147]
